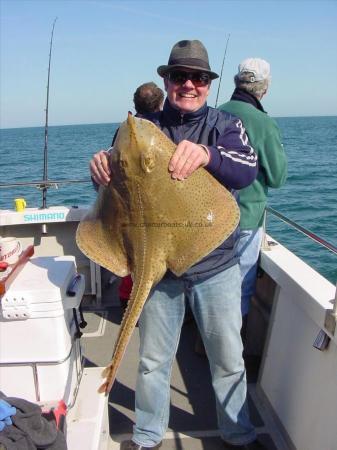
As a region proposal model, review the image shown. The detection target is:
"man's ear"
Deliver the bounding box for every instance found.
[206,80,211,97]
[261,87,268,100]
[164,78,169,91]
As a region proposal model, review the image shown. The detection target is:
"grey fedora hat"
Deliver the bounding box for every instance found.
[157,40,219,79]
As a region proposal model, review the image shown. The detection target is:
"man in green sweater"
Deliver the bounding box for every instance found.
[218,58,287,339]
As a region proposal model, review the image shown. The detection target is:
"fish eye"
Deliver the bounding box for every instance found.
[120,159,128,168]
[141,153,155,173]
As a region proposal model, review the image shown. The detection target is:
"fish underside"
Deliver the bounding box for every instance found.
[76,113,240,394]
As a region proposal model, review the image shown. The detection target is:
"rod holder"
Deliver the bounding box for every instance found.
[324,282,337,336]
[313,329,330,351]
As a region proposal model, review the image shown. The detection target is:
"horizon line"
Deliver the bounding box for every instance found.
[1,114,337,131]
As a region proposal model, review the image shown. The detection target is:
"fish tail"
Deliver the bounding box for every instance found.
[97,363,117,394]
[97,380,110,395]
[97,265,165,395]
[101,365,112,379]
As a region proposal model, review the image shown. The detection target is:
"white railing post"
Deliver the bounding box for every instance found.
[261,209,272,251]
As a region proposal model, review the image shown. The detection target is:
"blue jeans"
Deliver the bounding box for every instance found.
[132,265,256,447]
[236,228,263,316]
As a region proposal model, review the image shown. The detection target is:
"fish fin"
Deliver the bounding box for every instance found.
[167,174,240,276]
[76,186,129,276]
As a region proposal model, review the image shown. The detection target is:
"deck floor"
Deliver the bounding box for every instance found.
[80,279,289,450]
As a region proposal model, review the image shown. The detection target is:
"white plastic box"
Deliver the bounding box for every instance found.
[0,256,85,404]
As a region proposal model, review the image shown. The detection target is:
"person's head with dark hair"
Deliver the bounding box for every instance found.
[133,82,164,116]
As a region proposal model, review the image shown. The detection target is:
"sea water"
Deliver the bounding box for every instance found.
[0,116,336,284]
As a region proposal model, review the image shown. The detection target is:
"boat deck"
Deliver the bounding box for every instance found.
[80,275,289,450]
[1,211,335,450]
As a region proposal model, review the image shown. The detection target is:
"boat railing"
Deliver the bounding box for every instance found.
[0,179,91,189]
[266,206,337,257]
[266,206,337,340]
[0,179,92,209]
[1,181,336,258]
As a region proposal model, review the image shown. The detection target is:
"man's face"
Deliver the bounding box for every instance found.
[164,69,211,114]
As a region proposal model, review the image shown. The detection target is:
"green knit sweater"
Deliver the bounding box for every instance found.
[219,100,287,229]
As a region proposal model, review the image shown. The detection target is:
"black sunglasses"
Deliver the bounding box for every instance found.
[167,71,211,87]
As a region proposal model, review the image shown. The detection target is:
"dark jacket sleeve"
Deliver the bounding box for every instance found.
[206,117,258,189]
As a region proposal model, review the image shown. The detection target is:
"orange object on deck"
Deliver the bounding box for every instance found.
[0,245,34,296]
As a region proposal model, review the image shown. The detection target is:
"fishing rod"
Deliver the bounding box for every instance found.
[42,17,57,209]
[215,33,230,108]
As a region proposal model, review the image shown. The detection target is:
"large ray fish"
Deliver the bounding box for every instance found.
[76,113,240,394]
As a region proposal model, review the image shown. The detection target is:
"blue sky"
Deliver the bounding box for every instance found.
[1,0,337,128]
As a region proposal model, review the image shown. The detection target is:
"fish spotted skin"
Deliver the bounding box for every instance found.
[76,113,240,394]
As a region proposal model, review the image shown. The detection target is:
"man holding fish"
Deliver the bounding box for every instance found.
[88,40,266,450]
